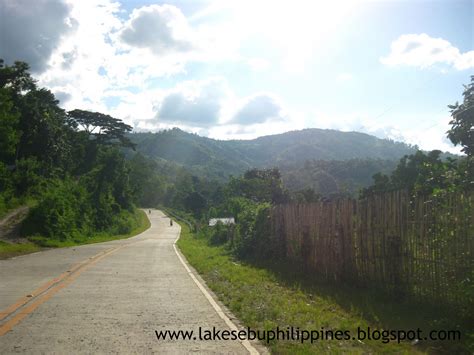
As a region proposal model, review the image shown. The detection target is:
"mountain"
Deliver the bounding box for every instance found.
[130,127,416,180]
[279,158,399,196]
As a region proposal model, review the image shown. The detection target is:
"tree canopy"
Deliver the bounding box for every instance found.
[68,109,135,149]
[448,75,474,156]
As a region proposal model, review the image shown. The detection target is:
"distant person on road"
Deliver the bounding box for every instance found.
[148,209,151,214]
[170,219,173,227]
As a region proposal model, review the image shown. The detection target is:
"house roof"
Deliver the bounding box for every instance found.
[208,218,235,226]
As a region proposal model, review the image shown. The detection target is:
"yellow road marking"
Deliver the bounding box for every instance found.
[0,262,83,321]
[0,246,124,336]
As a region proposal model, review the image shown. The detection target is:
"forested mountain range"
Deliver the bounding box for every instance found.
[129,128,419,195]
[131,128,417,168]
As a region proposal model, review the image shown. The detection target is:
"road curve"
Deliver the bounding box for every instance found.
[0,210,260,354]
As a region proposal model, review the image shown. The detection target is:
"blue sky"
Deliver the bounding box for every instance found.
[1,0,472,152]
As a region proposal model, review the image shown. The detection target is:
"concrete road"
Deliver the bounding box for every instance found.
[0,210,261,354]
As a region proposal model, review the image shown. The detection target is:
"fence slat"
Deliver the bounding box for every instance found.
[269,190,473,310]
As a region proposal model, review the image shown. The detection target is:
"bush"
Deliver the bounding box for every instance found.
[106,209,140,235]
[23,179,91,240]
[209,223,233,245]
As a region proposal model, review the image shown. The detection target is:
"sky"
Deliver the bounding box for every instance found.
[0,0,473,152]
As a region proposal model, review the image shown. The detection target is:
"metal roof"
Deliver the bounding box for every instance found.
[208,218,235,226]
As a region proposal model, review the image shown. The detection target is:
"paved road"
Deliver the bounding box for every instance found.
[0,210,261,354]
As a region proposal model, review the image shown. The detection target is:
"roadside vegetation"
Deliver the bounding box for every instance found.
[0,209,150,259]
[0,60,152,254]
[178,223,426,354]
[173,77,473,353]
[0,240,41,259]
[1,57,472,352]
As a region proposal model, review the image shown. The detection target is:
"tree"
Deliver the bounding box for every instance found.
[0,88,20,163]
[0,60,36,93]
[67,109,135,149]
[293,187,321,203]
[447,76,474,156]
[228,168,289,203]
[184,191,207,217]
[17,88,71,170]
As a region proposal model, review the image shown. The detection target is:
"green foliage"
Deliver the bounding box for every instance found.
[232,202,271,258]
[206,222,232,245]
[23,179,91,240]
[0,88,20,163]
[227,168,289,204]
[130,127,418,182]
[0,60,36,92]
[127,153,167,207]
[184,191,207,217]
[0,240,41,259]
[67,109,135,149]
[11,157,45,196]
[17,88,72,170]
[177,224,434,354]
[281,158,398,197]
[0,162,13,199]
[26,209,148,249]
[0,60,140,242]
[130,128,424,197]
[362,150,473,197]
[24,173,143,242]
[448,75,474,156]
[198,168,286,256]
[292,187,321,202]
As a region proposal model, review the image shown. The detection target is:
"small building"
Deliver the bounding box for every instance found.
[208,217,235,227]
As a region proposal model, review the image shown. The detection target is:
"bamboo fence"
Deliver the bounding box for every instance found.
[270,190,474,309]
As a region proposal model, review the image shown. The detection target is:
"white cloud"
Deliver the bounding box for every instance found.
[247,58,270,71]
[306,110,460,153]
[381,33,474,70]
[194,0,359,74]
[336,73,353,82]
[232,94,286,124]
[37,0,124,113]
[32,0,245,117]
[308,111,403,140]
[401,115,462,153]
[120,4,195,55]
[0,0,75,73]
[154,78,230,127]
[6,1,461,156]
[121,78,296,137]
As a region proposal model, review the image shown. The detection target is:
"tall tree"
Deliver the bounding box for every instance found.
[17,88,71,170]
[447,76,474,156]
[67,109,135,149]
[0,88,20,164]
[0,60,36,93]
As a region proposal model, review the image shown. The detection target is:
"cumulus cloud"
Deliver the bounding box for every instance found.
[155,79,229,127]
[54,91,72,104]
[142,80,292,133]
[247,58,270,71]
[381,33,474,70]
[120,4,194,55]
[232,94,285,125]
[34,1,237,118]
[336,73,353,82]
[0,0,75,73]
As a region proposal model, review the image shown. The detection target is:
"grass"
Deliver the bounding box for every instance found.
[0,240,42,259]
[0,209,150,259]
[177,223,471,354]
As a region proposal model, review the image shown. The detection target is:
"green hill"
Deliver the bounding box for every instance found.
[130,127,416,180]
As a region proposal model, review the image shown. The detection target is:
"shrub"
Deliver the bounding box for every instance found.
[23,179,91,240]
[209,222,233,245]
